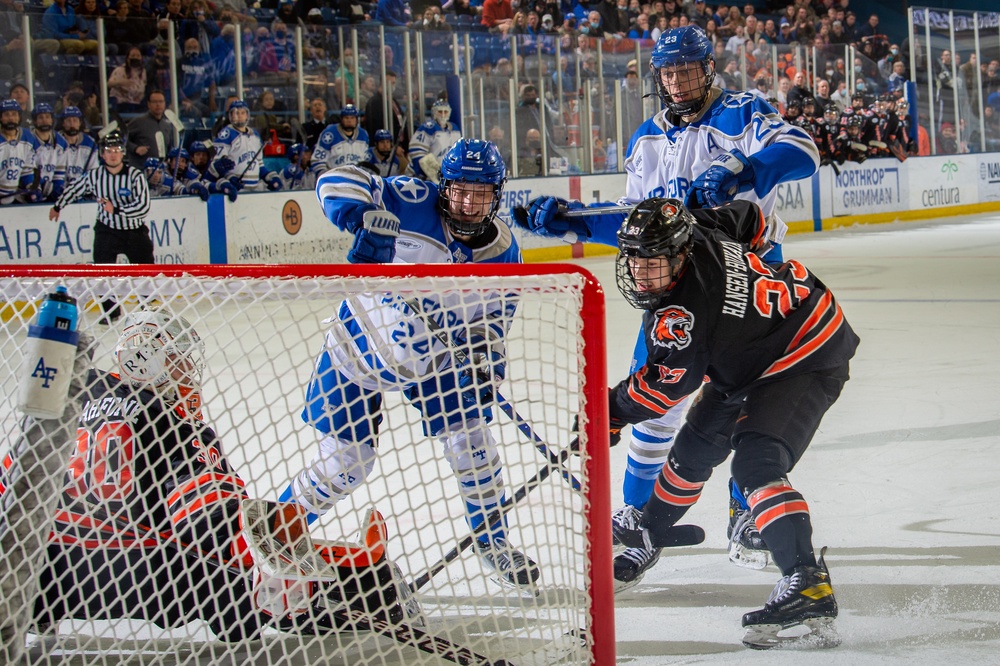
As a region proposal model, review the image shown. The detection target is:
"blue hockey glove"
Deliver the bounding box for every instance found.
[218,179,238,202]
[510,196,584,237]
[265,172,282,191]
[347,209,400,264]
[211,156,235,179]
[455,336,506,407]
[24,190,43,204]
[686,149,756,209]
[186,181,210,202]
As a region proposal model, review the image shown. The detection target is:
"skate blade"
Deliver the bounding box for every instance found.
[612,572,648,594]
[729,542,769,570]
[742,616,841,650]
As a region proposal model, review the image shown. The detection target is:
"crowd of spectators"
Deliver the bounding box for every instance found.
[4,0,999,202]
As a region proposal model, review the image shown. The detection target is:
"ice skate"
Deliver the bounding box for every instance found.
[611,504,643,555]
[741,548,841,650]
[476,536,540,594]
[728,480,769,570]
[613,546,661,593]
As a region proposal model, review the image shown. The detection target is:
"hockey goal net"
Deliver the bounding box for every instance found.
[0,264,612,666]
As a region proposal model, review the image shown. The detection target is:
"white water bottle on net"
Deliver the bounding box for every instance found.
[0,265,614,666]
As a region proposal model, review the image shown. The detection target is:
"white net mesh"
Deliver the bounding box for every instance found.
[0,268,609,665]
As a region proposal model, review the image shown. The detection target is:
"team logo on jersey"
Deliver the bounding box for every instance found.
[651,305,694,351]
[392,177,429,203]
[321,131,334,145]
[218,128,232,140]
[118,187,131,197]
[721,92,756,108]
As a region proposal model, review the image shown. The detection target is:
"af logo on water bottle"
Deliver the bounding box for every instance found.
[18,286,80,420]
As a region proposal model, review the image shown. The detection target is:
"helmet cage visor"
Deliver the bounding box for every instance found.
[437,179,504,237]
[651,59,715,117]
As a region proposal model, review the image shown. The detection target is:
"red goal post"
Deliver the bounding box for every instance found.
[0,264,614,666]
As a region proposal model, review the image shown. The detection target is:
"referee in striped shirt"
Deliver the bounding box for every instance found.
[49,129,153,323]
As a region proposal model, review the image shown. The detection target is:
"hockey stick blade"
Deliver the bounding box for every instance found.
[333,605,508,666]
[612,523,706,549]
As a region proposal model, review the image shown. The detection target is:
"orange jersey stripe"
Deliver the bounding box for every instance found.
[762,302,845,378]
[755,500,810,532]
[784,290,833,352]
[167,472,245,507]
[170,489,245,526]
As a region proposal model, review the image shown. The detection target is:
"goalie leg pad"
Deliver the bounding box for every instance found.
[243,501,409,629]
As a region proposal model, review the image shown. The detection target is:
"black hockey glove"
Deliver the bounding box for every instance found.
[568,412,623,454]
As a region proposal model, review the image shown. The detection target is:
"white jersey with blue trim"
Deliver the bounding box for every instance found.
[311,125,370,175]
[406,121,462,178]
[214,125,264,188]
[60,133,99,189]
[314,165,520,386]
[623,88,819,244]
[280,163,315,190]
[364,147,404,178]
[0,128,39,203]
[32,131,68,200]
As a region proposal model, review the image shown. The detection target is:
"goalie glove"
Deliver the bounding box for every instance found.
[686,149,756,209]
[416,152,441,183]
[347,209,400,264]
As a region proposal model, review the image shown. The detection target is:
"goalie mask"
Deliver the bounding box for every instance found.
[615,198,694,310]
[436,139,506,238]
[115,309,206,412]
[650,26,715,118]
[432,99,451,128]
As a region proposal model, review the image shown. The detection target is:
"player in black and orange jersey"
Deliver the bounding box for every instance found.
[0,309,406,640]
[606,197,859,650]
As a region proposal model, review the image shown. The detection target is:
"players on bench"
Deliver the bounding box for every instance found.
[279,139,541,591]
[0,309,407,641]
[203,99,283,201]
[608,197,859,648]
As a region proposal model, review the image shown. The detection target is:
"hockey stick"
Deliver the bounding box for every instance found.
[164,109,186,185]
[408,446,571,593]
[402,297,583,492]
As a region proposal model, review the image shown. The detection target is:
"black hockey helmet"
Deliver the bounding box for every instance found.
[615,198,694,310]
[100,129,126,152]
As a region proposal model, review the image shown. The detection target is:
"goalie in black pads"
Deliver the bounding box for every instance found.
[0,309,406,642]
[607,198,859,649]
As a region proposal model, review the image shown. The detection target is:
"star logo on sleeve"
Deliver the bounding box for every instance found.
[393,177,429,203]
[721,92,757,108]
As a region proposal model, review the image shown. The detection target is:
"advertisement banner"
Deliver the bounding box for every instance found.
[909,155,978,211]
[0,196,209,265]
[977,155,1000,202]
[830,161,907,217]
[224,191,354,263]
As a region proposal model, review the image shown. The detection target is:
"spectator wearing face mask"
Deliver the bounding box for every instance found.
[108,46,148,113]
[178,37,217,119]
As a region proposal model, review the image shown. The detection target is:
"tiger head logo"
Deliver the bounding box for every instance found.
[651,306,694,350]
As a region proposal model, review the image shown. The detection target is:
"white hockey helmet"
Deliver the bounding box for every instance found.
[432,99,451,127]
[115,309,205,408]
